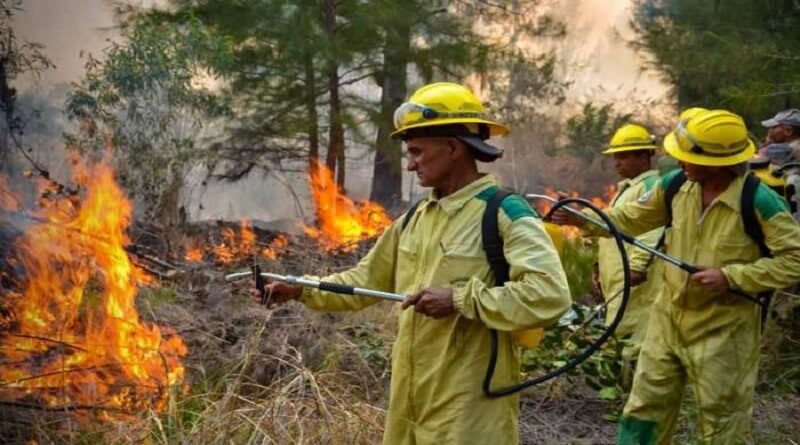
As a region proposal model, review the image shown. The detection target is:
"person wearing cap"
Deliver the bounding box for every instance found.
[255,82,571,444]
[591,123,662,387]
[748,109,799,192]
[762,108,800,147]
[552,109,800,444]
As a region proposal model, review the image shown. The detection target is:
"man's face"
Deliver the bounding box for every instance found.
[680,161,715,183]
[406,137,456,188]
[766,124,795,144]
[612,151,650,179]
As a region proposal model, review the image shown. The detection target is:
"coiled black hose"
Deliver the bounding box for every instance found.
[483,197,631,397]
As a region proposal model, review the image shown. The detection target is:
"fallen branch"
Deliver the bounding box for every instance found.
[0,399,132,414]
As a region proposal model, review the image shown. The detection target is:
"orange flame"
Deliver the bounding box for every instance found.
[184,247,203,262]
[0,157,186,414]
[305,161,391,252]
[261,235,288,260]
[184,219,289,264]
[535,186,616,240]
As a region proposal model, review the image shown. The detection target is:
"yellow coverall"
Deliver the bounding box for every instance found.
[595,170,800,444]
[596,170,661,355]
[300,175,571,444]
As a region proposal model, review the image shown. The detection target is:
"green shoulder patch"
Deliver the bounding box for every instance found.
[475,185,499,201]
[642,174,658,192]
[475,186,539,220]
[658,168,682,192]
[501,194,539,221]
[754,182,790,221]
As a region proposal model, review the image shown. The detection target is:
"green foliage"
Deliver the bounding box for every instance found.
[140,284,180,308]
[560,102,632,162]
[352,320,392,379]
[632,0,800,132]
[521,302,626,409]
[560,237,599,299]
[0,0,55,172]
[65,14,230,222]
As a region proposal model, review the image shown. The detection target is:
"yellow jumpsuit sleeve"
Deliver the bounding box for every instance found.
[298,218,402,312]
[628,227,663,272]
[451,213,571,331]
[722,211,800,293]
[588,176,670,237]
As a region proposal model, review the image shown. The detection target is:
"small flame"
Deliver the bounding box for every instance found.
[184,220,289,264]
[305,161,391,252]
[262,235,288,260]
[536,186,616,240]
[0,156,186,414]
[184,247,203,262]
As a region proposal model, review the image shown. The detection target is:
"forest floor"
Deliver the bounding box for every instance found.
[2,223,798,444]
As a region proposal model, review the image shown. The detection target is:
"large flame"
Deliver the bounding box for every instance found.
[0,157,186,414]
[305,161,391,252]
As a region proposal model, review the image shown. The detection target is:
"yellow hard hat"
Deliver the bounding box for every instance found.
[602,123,657,154]
[391,82,508,139]
[663,109,756,167]
[749,157,786,188]
[678,107,709,121]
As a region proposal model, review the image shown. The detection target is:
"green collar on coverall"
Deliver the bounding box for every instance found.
[612,169,659,206]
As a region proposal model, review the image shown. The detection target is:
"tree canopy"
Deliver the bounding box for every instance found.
[632,0,800,133]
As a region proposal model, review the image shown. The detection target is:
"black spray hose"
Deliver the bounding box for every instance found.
[483,198,631,397]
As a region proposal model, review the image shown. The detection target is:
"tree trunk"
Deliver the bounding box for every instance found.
[0,59,12,174]
[370,13,410,210]
[304,51,319,174]
[323,0,346,190]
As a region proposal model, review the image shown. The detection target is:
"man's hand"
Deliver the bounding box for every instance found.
[690,267,729,293]
[548,192,586,227]
[249,281,302,307]
[402,287,456,319]
[630,270,647,287]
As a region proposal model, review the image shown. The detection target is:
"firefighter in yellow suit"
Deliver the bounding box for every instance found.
[257,82,571,444]
[554,109,800,444]
[594,124,662,373]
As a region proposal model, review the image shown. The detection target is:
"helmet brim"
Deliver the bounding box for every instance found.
[602,144,658,154]
[663,132,756,167]
[456,135,503,162]
[391,117,509,139]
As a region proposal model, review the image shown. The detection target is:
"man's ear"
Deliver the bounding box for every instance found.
[447,138,468,161]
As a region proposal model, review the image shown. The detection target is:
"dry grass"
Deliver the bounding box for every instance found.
[2,232,798,444]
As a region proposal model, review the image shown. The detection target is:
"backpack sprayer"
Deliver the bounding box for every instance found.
[226,198,632,397]
[527,193,768,307]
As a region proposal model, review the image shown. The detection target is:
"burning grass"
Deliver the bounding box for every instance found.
[2,159,798,444]
[0,157,186,426]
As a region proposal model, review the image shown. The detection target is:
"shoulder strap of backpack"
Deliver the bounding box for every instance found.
[654,170,688,250]
[401,199,423,231]
[741,173,771,258]
[483,189,513,286]
[664,170,688,229]
[741,173,775,330]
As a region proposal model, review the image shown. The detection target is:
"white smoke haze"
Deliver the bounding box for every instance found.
[11,0,675,222]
